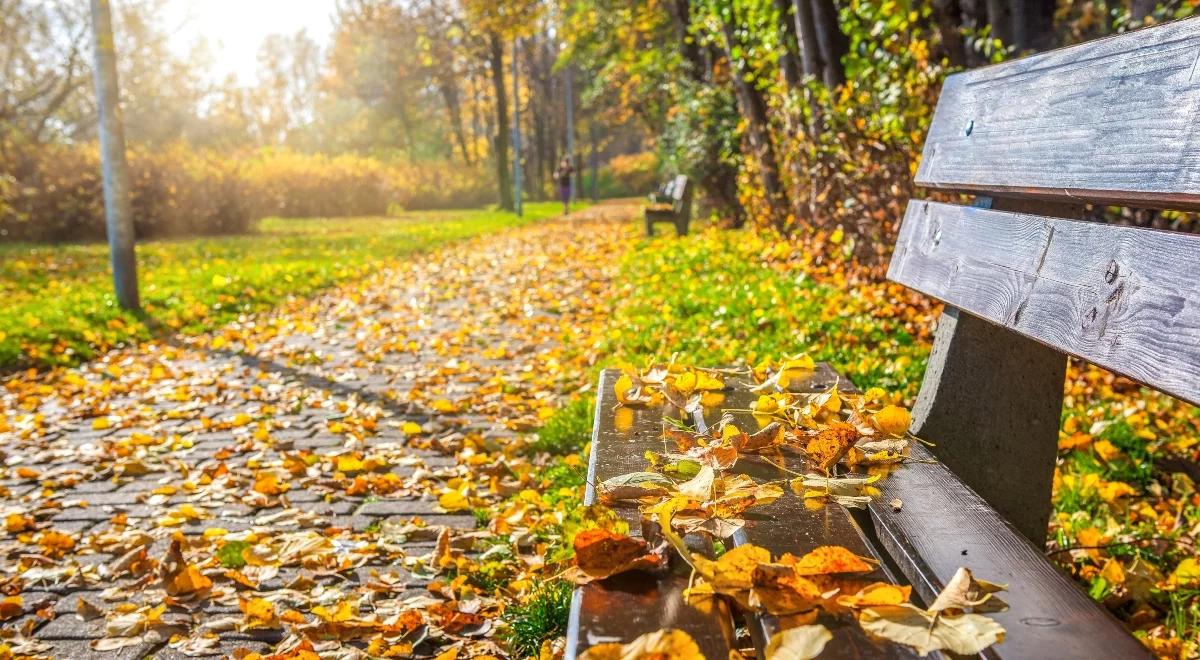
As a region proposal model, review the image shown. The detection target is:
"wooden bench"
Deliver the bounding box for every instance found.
[644,174,693,236]
[568,19,1200,659]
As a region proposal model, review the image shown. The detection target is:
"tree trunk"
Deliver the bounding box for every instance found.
[958,0,990,67]
[720,18,790,232]
[1131,0,1157,23]
[773,0,804,87]
[438,80,472,165]
[810,0,847,87]
[1011,0,1056,52]
[985,0,1014,46]
[931,0,967,67]
[665,0,746,224]
[488,33,514,211]
[791,0,821,78]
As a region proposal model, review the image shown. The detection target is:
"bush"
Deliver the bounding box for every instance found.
[0,139,495,244]
[527,397,594,455]
[595,151,660,197]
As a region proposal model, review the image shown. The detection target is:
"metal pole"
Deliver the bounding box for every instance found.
[565,66,575,204]
[589,122,599,201]
[90,0,139,310]
[511,38,522,218]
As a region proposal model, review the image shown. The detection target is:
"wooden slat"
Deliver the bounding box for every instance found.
[567,370,737,660]
[704,369,921,659]
[916,18,1200,209]
[866,444,1151,659]
[889,200,1200,406]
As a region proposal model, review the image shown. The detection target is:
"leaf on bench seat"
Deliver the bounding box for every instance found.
[569,528,668,582]
[801,421,860,473]
[765,624,833,660]
[927,567,1009,615]
[858,605,1006,657]
[598,471,673,502]
[578,628,704,660]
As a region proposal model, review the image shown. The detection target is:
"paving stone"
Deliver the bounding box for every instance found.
[154,639,272,659]
[48,638,164,658]
[354,499,436,517]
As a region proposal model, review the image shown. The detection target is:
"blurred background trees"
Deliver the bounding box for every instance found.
[2,0,1196,244]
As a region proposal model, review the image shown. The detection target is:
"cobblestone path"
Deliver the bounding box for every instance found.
[0,202,635,658]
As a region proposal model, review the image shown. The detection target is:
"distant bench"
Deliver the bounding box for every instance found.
[567,18,1200,659]
[644,174,693,237]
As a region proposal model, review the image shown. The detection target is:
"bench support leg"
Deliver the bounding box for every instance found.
[911,308,1066,546]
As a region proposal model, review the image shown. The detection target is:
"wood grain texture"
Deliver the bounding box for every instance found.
[568,370,736,659]
[867,444,1151,659]
[917,17,1200,209]
[889,200,1200,406]
[704,371,921,660]
[909,307,1066,545]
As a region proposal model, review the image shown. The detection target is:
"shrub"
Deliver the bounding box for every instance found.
[596,151,660,197]
[0,140,495,244]
[527,397,594,455]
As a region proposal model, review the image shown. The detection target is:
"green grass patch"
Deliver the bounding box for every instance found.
[502,580,573,658]
[528,397,595,455]
[0,202,581,371]
[604,228,929,394]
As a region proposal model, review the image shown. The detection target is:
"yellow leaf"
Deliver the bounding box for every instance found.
[1173,558,1200,586]
[92,417,112,430]
[402,421,423,435]
[836,582,912,609]
[438,490,470,512]
[253,474,288,496]
[168,566,213,596]
[1101,559,1126,586]
[578,629,703,659]
[873,405,911,436]
[788,545,873,576]
[431,398,459,414]
[1093,439,1120,461]
[239,597,277,628]
[311,600,355,623]
[674,371,697,394]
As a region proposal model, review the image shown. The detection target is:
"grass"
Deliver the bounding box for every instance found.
[502,580,573,658]
[0,202,582,371]
[603,228,930,395]
[528,397,594,455]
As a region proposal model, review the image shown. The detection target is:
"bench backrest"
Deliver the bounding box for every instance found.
[671,174,693,216]
[888,18,1200,545]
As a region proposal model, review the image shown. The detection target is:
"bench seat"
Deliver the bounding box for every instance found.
[566,367,1149,659]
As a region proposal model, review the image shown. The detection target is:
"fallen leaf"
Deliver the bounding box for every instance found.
[765,624,833,659]
[859,604,1006,656]
[927,567,1008,614]
[573,529,666,581]
[578,628,704,659]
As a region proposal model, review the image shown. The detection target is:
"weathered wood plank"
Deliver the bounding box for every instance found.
[889,200,1200,407]
[866,443,1152,659]
[910,307,1066,545]
[704,370,921,659]
[916,17,1200,209]
[568,370,737,659]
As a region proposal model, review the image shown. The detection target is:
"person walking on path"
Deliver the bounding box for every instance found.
[554,156,575,216]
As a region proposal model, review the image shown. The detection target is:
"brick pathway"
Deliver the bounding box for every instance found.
[0,203,634,658]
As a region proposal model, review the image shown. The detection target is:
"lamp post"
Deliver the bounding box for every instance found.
[90,0,139,310]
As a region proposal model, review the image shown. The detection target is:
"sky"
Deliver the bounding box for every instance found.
[161,0,337,85]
